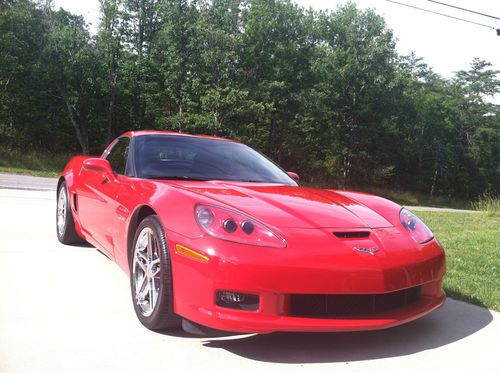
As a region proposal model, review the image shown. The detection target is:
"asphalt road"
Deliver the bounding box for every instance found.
[0,184,499,373]
[0,173,58,191]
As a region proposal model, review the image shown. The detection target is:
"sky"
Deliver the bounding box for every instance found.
[54,0,500,79]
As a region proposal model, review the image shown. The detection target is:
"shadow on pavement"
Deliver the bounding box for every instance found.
[201,298,493,363]
[69,241,94,248]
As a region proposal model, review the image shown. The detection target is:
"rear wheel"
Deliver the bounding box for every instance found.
[56,181,84,244]
[130,215,180,330]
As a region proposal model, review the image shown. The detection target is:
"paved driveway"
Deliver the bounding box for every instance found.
[0,187,499,373]
[0,173,58,191]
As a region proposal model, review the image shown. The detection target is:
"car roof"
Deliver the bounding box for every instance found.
[120,130,240,143]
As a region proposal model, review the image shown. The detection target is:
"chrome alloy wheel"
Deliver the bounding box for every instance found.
[57,187,67,236]
[133,227,161,317]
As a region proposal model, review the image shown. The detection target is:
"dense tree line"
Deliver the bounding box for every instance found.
[0,0,499,198]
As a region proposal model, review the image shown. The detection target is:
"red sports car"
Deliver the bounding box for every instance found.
[56,130,445,333]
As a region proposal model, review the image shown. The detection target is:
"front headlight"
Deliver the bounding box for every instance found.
[195,204,286,248]
[400,208,434,244]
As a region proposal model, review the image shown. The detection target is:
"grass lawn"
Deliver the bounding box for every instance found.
[417,210,500,311]
[0,166,60,178]
[0,147,70,178]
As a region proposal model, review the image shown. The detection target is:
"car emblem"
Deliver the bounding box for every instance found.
[353,247,380,256]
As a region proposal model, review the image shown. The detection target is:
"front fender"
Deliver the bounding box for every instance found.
[58,155,94,239]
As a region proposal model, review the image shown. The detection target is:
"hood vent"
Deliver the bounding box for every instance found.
[333,231,370,239]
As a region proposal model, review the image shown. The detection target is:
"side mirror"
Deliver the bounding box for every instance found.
[83,158,114,177]
[287,171,300,181]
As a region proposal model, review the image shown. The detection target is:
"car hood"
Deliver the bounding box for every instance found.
[167,181,393,229]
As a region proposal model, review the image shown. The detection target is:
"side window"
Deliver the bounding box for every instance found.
[105,137,131,175]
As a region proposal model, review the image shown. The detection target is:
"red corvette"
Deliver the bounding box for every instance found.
[56,130,445,333]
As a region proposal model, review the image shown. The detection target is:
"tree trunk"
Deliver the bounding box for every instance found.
[342,152,351,189]
[106,73,118,145]
[58,85,89,154]
[430,168,438,199]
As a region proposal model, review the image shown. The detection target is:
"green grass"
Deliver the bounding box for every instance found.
[418,211,500,311]
[0,147,70,178]
[472,194,500,216]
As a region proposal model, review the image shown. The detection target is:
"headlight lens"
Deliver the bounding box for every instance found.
[400,208,434,244]
[195,204,286,248]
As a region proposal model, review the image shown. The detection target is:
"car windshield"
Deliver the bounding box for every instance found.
[134,135,297,185]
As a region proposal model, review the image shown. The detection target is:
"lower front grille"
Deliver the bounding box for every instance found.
[288,286,420,318]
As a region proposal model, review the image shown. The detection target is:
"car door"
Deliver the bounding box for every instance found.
[77,137,131,256]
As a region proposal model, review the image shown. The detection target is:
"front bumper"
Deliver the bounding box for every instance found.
[167,226,446,333]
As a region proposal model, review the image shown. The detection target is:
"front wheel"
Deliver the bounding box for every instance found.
[56,181,84,244]
[130,215,180,330]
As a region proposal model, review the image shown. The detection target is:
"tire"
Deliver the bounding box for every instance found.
[130,215,180,330]
[56,181,84,244]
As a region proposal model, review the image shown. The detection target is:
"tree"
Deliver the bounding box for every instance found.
[41,6,101,154]
[237,0,317,163]
[311,3,398,187]
[452,59,500,196]
[0,0,50,148]
[0,0,498,199]
[96,0,128,143]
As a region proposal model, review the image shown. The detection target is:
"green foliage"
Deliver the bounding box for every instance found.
[0,0,498,200]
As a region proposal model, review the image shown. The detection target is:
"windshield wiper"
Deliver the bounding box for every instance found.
[144,176,211,181]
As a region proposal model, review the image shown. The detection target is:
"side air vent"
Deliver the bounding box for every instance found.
[333,231,370,239]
